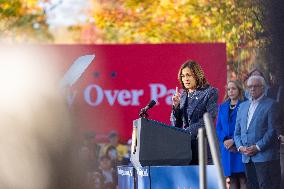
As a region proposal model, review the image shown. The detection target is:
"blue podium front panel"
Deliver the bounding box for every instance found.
[117,166,135,189]
[149,165,219,189]
[136,166,150,189]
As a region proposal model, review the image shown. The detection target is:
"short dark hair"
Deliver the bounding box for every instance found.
[244,68,266,82]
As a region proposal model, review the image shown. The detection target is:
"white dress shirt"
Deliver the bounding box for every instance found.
[247,94,265,129]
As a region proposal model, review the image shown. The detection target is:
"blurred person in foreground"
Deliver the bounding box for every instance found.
[170,60,218,164]
[0,48,86,189]
[216,80,247,189]
[234,75,280,189]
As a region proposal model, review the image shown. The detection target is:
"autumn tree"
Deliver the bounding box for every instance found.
[0,0,52,42]
[260,0,284,82]
[79,0,266,79]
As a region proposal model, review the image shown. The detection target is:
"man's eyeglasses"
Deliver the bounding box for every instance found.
[247,85,263,89]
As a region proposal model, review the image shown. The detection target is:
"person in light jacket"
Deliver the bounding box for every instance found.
[234,75,280,189]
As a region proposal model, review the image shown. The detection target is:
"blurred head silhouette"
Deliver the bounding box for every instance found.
[0,46,85,189]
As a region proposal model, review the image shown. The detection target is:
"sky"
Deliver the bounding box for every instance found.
[38,0,91,28]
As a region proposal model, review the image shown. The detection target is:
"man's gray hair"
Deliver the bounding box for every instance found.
[247,75,266,86]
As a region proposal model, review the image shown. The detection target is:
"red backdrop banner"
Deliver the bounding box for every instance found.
[32,44,227,142]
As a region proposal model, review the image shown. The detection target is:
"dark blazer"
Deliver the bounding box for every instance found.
[216,99,245,176]
[170,85,218,137]
[267,84,284,136]
[234,96,279,163]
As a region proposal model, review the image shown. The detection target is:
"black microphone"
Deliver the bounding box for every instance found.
[143,100,156,111]
[139,100,156,118]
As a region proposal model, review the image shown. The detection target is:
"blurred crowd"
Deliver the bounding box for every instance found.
[78,130,132,189]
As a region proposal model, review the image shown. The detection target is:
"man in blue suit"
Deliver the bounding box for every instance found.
[234,75,280,189]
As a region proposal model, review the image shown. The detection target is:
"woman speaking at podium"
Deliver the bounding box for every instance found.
[170,60,218,164]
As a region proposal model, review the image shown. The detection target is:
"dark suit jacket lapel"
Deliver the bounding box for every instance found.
[229,100,240,119]
[179,91,187,110]
[187,89,207,119]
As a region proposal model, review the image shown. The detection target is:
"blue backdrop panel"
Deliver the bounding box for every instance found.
[117,166,135,189]
[149,165,219,189]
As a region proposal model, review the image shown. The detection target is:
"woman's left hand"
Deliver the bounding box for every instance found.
[223,139,234,149]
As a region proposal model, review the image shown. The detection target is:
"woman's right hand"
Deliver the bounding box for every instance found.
[172,87,181,108]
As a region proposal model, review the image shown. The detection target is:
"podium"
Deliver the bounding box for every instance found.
[130,118,192,168]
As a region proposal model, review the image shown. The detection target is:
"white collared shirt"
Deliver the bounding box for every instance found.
[247,94,265,129]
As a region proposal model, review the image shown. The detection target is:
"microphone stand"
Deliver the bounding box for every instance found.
[139,109,149,118]
[138,100,156,118]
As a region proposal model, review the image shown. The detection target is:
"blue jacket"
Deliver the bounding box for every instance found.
[170,85,218,137]
[234,97,279,163]
[216,99,245,176]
